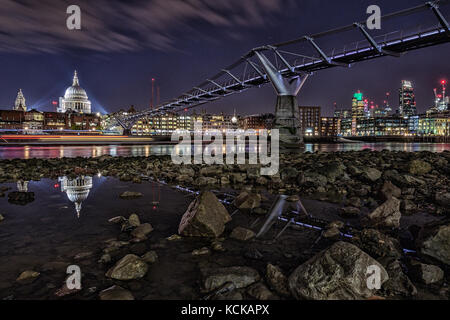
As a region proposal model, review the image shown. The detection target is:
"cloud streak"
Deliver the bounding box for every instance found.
[0,0,292,54]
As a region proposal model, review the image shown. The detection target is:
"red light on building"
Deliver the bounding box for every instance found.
[441,80,447,85]
[54,183,60,188]
[184,108,188,112]
[52,101,58,105]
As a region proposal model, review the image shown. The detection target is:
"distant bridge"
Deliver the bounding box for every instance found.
[116,0,450,143]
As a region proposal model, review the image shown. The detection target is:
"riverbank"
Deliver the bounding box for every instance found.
[0,150,449,300]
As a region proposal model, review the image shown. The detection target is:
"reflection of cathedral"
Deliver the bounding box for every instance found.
[58,71,91,114]
[17,180,29,192]
[59,176,93,217]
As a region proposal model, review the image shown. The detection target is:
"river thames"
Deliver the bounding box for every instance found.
[0,142,449,159]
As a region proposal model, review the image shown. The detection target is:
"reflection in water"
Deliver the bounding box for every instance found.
[58,176,93,218]
[17,180,29,192]
[0,142,449,160]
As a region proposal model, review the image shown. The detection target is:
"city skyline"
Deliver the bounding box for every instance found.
[0,0,449,116]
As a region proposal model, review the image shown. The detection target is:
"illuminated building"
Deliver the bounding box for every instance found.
[298,106,321,136]
[14,89,27,111]
[428,80,449,114]
[240,114,274,131]
[58,71,92,114]
[320,117,340,137]
[334,109,351,119]
[418,114,450,136]
[23,109,44,130]
[351,91,366,120]
[399,80,416,117]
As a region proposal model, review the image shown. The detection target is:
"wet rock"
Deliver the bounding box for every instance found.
[167,234,182,241]
[361,167,382,182]
[119,191,143,199]
[381,259,417,297]
[16,270,40,284]
[323,227,341,239]
[409,260,444,285]
[128,214,141,227]
[99,254,111,264]
[105,254,148,280]
[233,191,261,211]
[192,247,211,256]
[288,241,388,300]
[55,281,81,297]
[108,216,126,224]
[409,159,432,175]
[247,282,278,300]
[202,266,260,292]
[339,206,360,218]
[141,251,158,264]
[253,208,267,215]
[195,176,217,187]
[266,264,290,297]
[379,181,401,201]
[99,285,134,300]
[230,227,255,241]
[280,167,298,182]
[435,192,450,207]
[178,191,231,238]
[322,162,345,182]
[211,240,225,252]
[286,195,300,202]
[401,200,417,214]
[131,223,153,240]
[354,229,402,259]
[365,197,401,229]
[418,222,450,265]
[0,214,4,223]
[327,221,345,229]
[8,192,34,205]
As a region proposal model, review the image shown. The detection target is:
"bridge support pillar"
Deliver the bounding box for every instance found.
[254,50,309,152]
[123,128,132,136]
[274,95,303,150]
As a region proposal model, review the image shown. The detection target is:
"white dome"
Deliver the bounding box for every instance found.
[58,71,92,114]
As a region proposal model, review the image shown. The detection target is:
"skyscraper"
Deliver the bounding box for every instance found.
[399,80,416,117]
[14,89,27,111]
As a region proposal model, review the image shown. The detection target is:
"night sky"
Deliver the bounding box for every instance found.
[0,0,449,116]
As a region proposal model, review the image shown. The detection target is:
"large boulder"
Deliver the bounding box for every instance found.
[266,264,290,297]
[288,241,388,300]
[381,259,417,297]
[105,254,148,280]
[365,197,401,229]
[408,160,432,175]
[408,261,444,285]
[202,266,260,292]
[178,191,231,238]
[233,191,261,211]
[99,285,134,300]
[418,221,450,266]
[354,229,402,259]
[379,181,401,201]
[361,168,382,182]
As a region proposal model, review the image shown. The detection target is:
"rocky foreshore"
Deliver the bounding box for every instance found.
[1,149,449,300]
[1,150,449,216]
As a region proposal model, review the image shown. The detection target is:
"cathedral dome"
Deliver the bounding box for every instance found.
[64,71,88,101]
[58,71,92,114]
